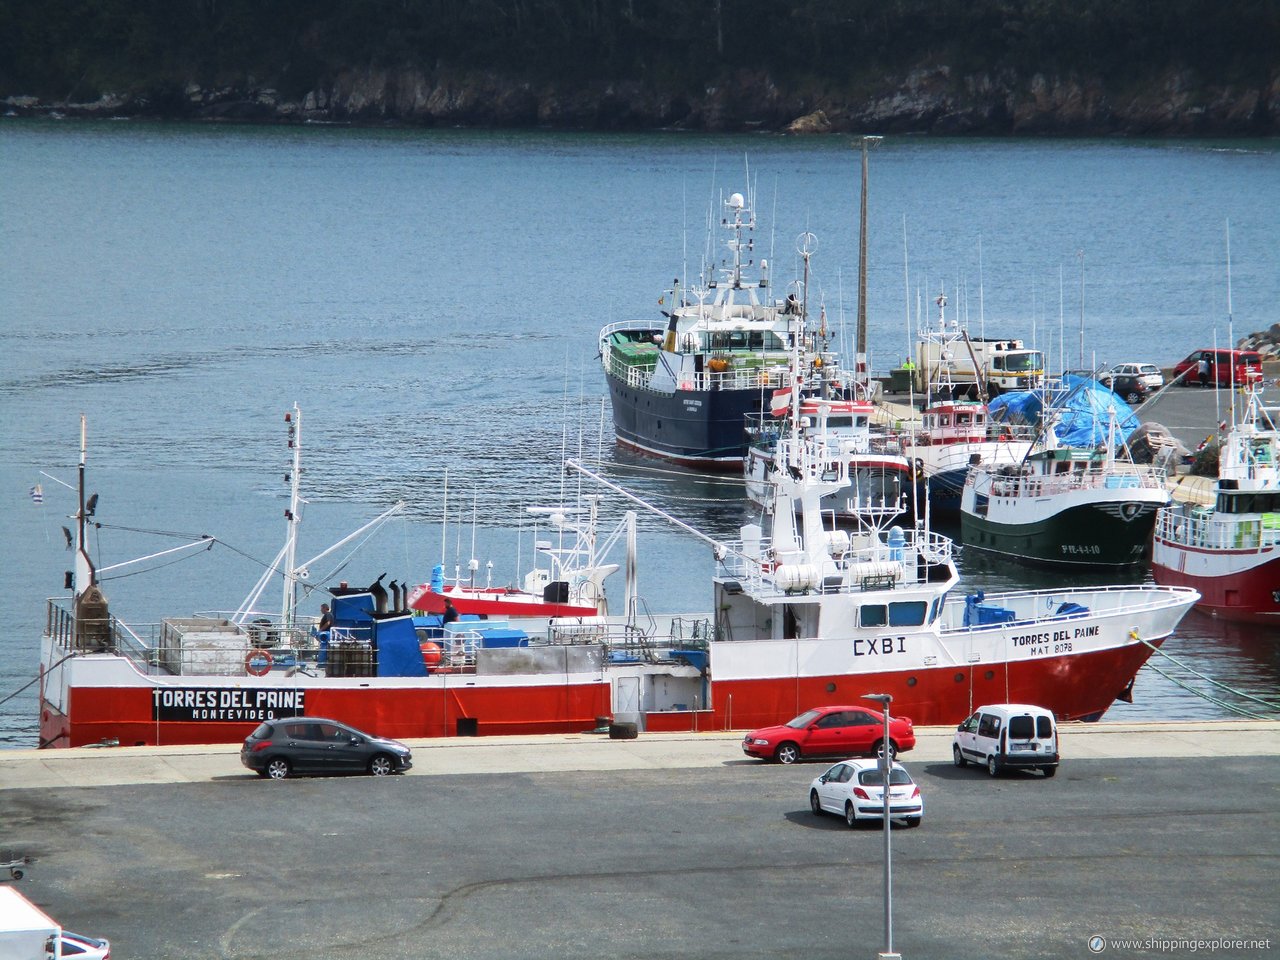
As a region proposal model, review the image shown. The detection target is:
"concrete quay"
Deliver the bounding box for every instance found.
[3,720,1280,790]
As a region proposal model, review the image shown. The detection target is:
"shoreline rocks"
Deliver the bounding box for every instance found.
[4,65,1277,137]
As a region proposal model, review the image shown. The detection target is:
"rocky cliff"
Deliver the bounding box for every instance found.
[5,64,1277,136]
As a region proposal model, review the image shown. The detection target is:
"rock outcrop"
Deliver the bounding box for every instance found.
[1238,324,1280,360]
[4,65,1277,136]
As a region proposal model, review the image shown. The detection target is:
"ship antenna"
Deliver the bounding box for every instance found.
[1226,219,1236,428]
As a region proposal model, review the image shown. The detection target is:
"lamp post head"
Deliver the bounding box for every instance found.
[862,693,892,708]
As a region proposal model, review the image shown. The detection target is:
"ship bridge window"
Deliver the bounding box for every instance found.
[707,330,781,352]
[829,416,853,429]
[855,416,868,428]
[889,601,928,626]
[860,604,887,627]
[1218,491,1280,513]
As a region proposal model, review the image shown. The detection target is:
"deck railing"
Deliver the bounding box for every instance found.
[1156,509,1280,551]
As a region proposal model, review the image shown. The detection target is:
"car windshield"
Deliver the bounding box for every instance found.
[786,709,822,729]
[1001,351,1042,372]
[858,768,912,786]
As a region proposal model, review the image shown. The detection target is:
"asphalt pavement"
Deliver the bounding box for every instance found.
[2,723,1277,959]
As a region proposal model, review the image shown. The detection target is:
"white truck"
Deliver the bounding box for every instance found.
[913,333,1044,398]
[0,886,59,960]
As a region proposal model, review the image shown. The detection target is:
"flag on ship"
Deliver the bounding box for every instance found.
[30,484,43,504]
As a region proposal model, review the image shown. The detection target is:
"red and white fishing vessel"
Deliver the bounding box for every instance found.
[1151,373,1280,624]
[406,496,621,620]
[39,392,1200,748]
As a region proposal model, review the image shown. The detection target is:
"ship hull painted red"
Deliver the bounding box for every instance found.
[411,589,597,619]
[42,640,1156,747]
[48,681,613,748]
[1151,547,1280,625]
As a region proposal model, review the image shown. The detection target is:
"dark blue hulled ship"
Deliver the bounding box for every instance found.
[599,188,844,472]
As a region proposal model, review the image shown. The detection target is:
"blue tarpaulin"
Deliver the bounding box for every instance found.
[989,375,1140,447]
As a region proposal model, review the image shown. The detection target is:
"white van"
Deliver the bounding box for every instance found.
[953,703,1059,777]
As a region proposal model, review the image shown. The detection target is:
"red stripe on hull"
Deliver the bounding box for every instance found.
[1151,552,1280,625]
[56,682,613,748]
[43,642,1160,747]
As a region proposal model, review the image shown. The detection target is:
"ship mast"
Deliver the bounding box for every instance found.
[280,405,303,630]
[74,414,95,596]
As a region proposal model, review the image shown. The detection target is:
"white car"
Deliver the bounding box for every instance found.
[1108,362,1164,389]
[953,703,1060,777]
[55,931,111,958]
[808,758,923,828]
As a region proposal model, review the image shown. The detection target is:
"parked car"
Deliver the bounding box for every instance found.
[241,717,413,780]
[56,931,112,958]
[742,705,915,764]
[1108,362,1164,389]
[952,703,1059,777]
[1173,348,1264,387]
[1099,372,1150,404]
[808,758,923,828]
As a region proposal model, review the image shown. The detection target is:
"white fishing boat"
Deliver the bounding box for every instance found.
[901,295,1035,513]
[1152,373,1280,623]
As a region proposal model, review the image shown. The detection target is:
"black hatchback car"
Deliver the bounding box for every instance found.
[1098,372,1149,404]
[241,717,413,780]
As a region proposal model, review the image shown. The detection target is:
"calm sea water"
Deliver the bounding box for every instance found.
[2,121,1277,747]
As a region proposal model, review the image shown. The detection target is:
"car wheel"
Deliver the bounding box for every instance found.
[774,742,800,765]
[266,758,291,780]
[369,754,396,777]
[1125,390,1141,403]
[952,744,966,768]
[987,755,1000,778]
[1043,765,1058,778]
[844,802,858,828]
[904,817,922,829]
[9,869,23,880]
[809,790,823,817]
[874,739,897,761]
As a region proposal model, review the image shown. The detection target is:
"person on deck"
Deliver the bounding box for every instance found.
[315,602,333,666]
[442,598,459,629]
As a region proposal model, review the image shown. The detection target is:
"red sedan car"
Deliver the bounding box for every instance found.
[742,705,916,764]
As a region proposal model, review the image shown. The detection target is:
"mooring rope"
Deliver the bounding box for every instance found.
[1137,634,1280,720]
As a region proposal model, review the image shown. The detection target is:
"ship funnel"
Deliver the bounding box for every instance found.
[370,574,388,613]
[74,584,112,652]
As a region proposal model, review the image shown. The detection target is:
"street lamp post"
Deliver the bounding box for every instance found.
[863,692,900,960]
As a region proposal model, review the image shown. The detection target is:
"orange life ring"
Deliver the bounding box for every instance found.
[245,648,273,676]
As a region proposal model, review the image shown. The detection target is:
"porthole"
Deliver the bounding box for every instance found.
[906,677,917,687]
[984,670,995,681]
[826,682,836,693]
[954,673,965,683]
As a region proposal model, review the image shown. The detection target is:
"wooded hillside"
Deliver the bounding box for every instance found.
[2,0,1276,134]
